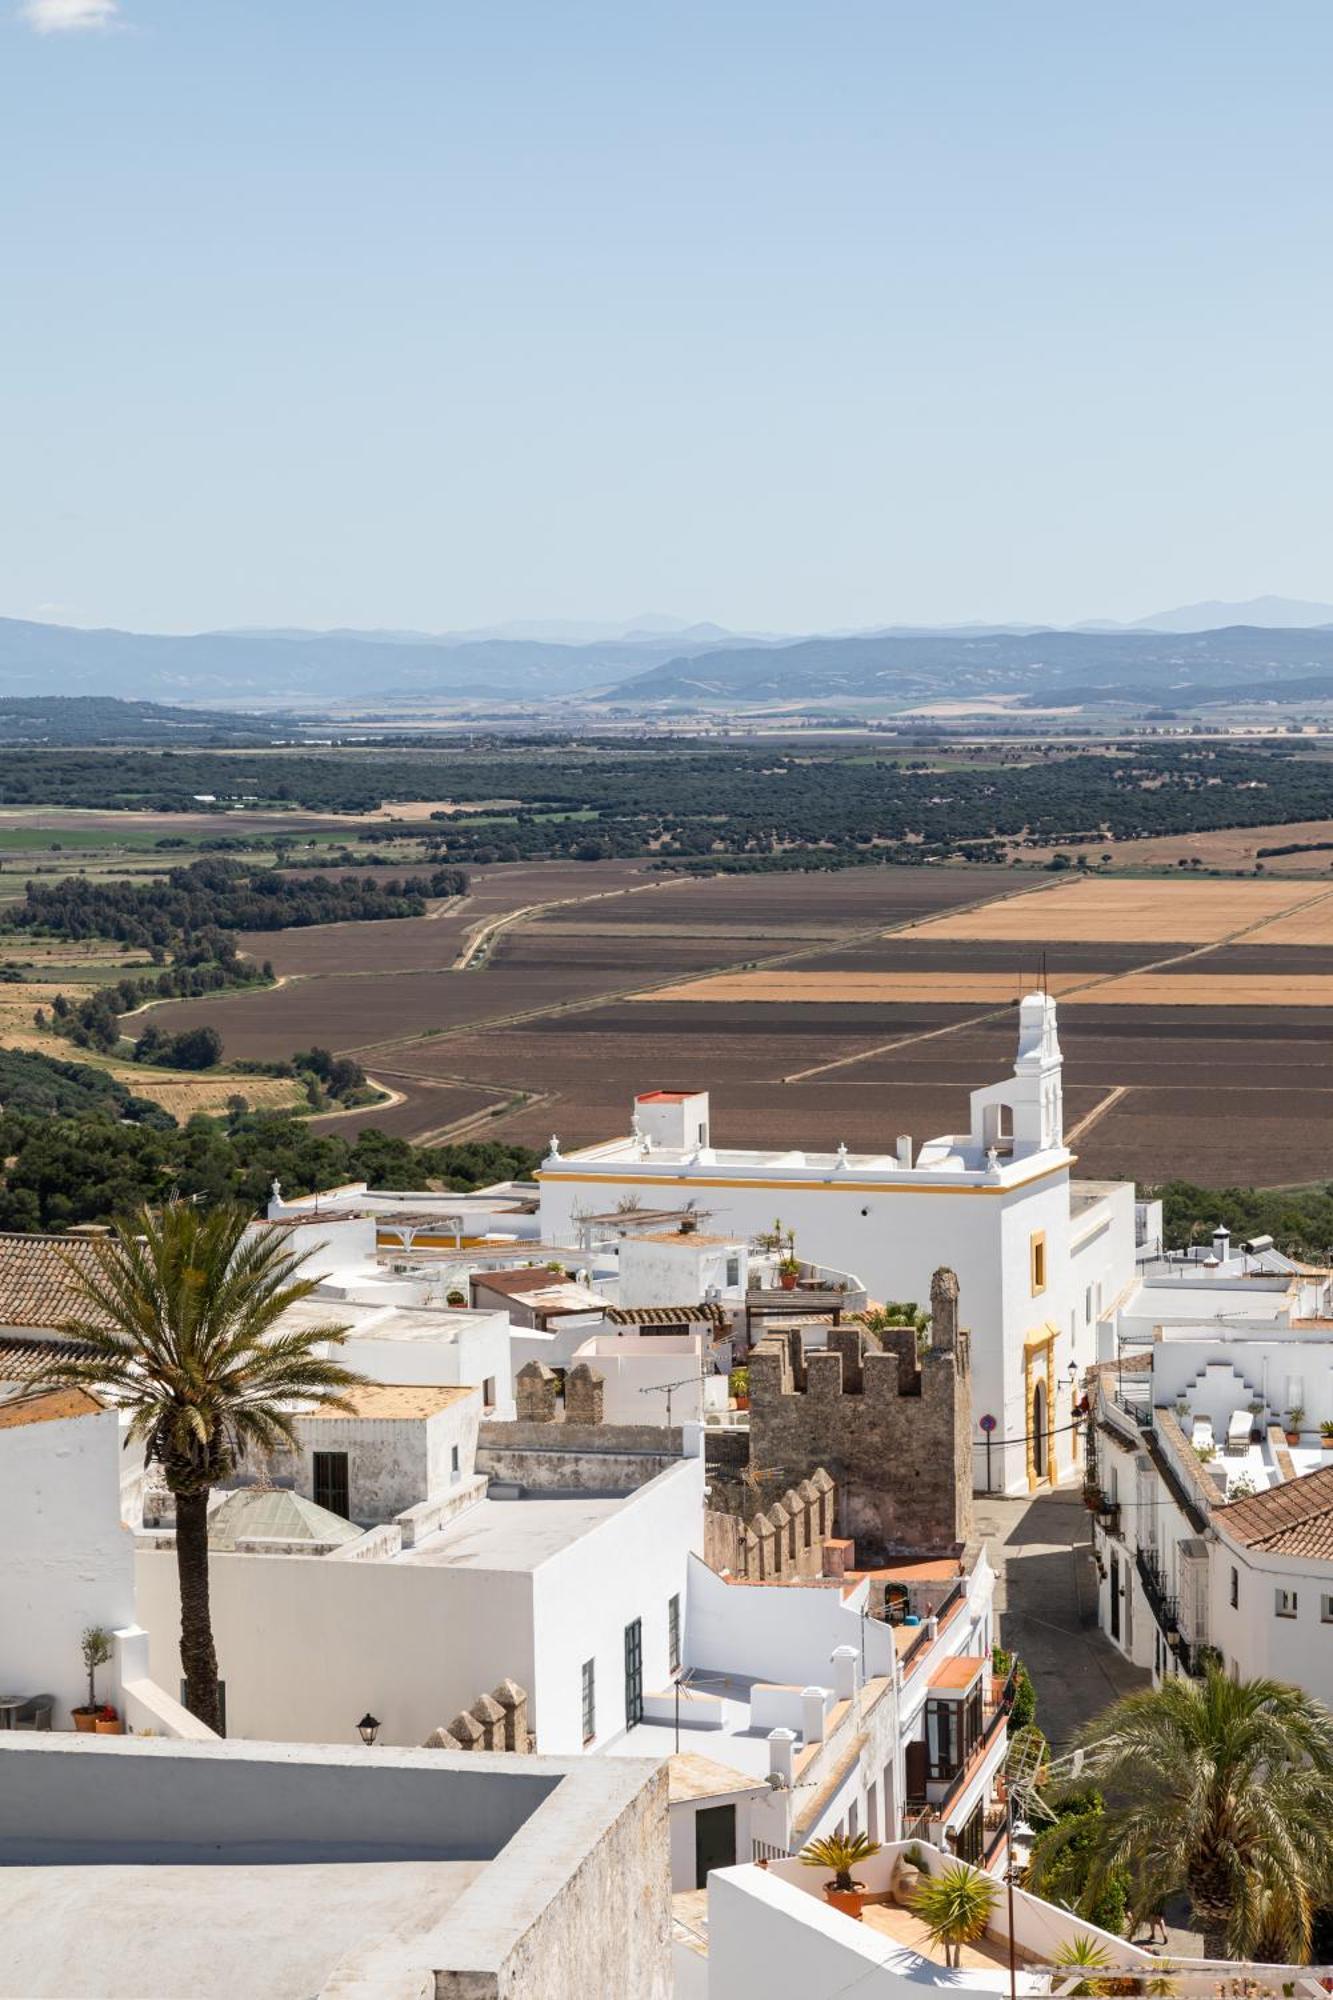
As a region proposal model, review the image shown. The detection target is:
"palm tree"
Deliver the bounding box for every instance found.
[911,1862,998,1966]
[38,1200,364,1733]
[1030,1666,1333,1962]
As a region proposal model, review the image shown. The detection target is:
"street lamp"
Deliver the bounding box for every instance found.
[357,1712,381,1746]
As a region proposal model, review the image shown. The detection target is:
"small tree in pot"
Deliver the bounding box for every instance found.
[800,1831,881,1919]
[74,1626,113,1731]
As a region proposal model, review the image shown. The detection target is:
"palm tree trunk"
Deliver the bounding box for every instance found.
[175,1488,222,1734]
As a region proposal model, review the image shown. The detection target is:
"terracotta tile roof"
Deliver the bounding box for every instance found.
[667,1753,766,1804]
[928,1653,987,1692]
[0,1234,113,1332]
[297,1383,476,1421]
[0,1387,104,1429]
[846,1558,961,1585]
[1218,1462,1333,1559]
[0,1334,102,1382]
[605,1304,727,1326]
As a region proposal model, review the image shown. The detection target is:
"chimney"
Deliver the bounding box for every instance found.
[896,1135,913,1168]
[801,1687,827,1745]
[929,1267,960,1352]
[768,1727,796,1786]
[1212,1226,1231,1263]
[831,1645,859,1701]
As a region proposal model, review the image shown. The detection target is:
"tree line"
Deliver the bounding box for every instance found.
[3,856,466,951]
[0,1081,540,1233]
[4,743,1333,865]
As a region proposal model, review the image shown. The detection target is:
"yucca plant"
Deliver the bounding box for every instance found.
[799,1831,881,1894]
[34,1199,365,1734]
[912,1862,998,1967]
[1052,1933,1113,1995]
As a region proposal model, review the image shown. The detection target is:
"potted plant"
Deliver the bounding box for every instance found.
[93,1703,123,1735]
[911,1861,999,1966]
[728,1365,750,1411]
[799,1831,881,1920]
[778,1256,801,1292]
[1193,1441,1217,1464]
[73,1626,113,1733]
[1320,1420,1333,1450]
[1285,1403,1306,1446]
[1248,1398,1265,1441]
[445,1289,467,1308]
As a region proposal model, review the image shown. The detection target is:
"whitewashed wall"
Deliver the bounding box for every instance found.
[135,1543,537,1748]
[134,1457,704,1753]
[0,1408,136,1722]
[531,1458,705,1753]
[544,1165,1129,1494]
[1208,1537,1333,1701]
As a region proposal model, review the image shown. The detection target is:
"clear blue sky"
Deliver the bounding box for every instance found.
[3,0,1332,635]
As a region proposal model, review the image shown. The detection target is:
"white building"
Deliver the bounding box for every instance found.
[1086,1269,1333,1698]
[0,1387,209,1740]
[539,995,1137,1494]
[611,1542,1007,1892]
[136,1411,705,1753]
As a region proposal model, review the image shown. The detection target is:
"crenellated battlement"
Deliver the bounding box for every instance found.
[746,1266,973,1557]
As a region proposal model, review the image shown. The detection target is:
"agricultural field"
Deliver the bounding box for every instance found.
[8,827,1333,1184]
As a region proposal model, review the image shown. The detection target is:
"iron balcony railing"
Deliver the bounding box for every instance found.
[904,1665,1019,1827]
[1135,1546,1180,1640]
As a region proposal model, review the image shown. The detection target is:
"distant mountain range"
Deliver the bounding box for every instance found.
[6,599,1333,712]
[0,617,757,705]
[610,624,1333,708]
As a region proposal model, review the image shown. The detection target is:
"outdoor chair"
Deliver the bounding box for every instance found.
[13,1694,54,1730]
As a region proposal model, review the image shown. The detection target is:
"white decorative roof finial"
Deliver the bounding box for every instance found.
[547,1133,562,1160]
[271,1177,283,1205]
[835,1141,849,1169]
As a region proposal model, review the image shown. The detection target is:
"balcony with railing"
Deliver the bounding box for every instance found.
[1136,1546,1179,1640]
[902,1664,1017,1836]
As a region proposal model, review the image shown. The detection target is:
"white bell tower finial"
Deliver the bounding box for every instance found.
[967,991,1065,1161]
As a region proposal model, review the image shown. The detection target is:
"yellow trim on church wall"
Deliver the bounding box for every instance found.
[1023,1327,1056,1493]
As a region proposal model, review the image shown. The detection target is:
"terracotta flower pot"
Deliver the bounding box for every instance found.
[825,1885,866,1920]
[1287,1431,1302,1446]
[94,1717,123,1735]
[72,1710,98,1733]
[780,1272,798,1291]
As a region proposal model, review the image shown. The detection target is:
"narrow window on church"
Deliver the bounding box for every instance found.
[1030,1232,1047,1295]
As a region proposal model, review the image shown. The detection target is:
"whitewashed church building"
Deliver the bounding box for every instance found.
[538,993,1138,1495]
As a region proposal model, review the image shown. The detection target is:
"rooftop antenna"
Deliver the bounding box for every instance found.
[1040,950,1049,997]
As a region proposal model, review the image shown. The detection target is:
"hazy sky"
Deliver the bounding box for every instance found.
[3,1,1332,635]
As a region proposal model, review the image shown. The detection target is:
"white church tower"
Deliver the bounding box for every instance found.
[967,991,1064,1162]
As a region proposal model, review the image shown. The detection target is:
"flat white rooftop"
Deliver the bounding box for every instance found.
[279,1297,501,1344]
[399,1491,629,1570]
[0,1859,483,2000]
[549,1134,1072,1186]
[612,1671,776,1781]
